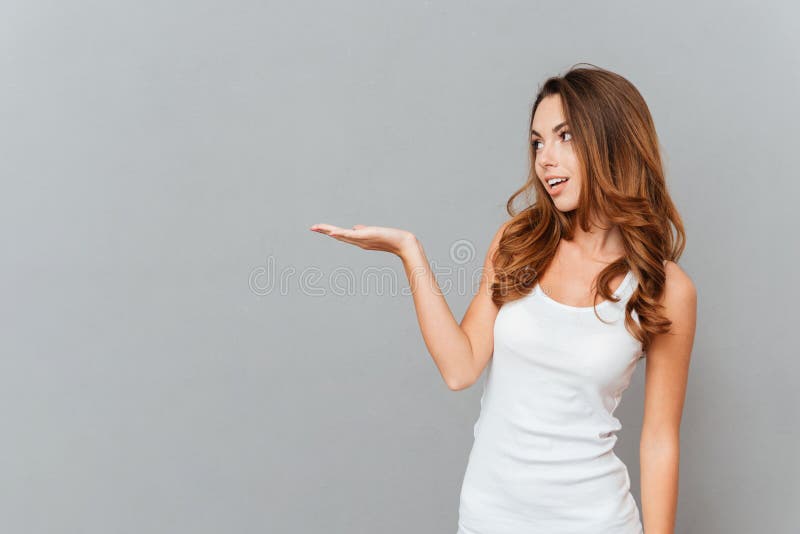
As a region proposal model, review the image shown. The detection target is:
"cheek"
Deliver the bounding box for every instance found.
[564,149,579,169]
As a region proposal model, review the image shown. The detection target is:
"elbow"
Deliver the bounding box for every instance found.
[446,372,476,391]
[447,380,471,391]
[447,382,472,391]
[443,348,480,391]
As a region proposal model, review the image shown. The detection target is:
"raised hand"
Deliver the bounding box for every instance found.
[309,223,418,258]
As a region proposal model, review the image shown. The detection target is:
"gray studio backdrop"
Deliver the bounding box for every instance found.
[2,1,797,533]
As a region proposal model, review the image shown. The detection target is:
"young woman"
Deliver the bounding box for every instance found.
[310,64,697,534]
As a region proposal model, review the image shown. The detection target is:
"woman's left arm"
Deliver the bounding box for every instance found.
[640,261,698,534]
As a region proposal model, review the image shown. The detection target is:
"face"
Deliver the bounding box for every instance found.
[530,94,582,212]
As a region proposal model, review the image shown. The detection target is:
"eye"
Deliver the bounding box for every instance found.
[530,130,572,150]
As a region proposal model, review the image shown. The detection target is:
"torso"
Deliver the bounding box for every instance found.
[457,240,645,533]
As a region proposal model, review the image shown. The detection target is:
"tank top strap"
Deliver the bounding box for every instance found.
[615,269,637,301]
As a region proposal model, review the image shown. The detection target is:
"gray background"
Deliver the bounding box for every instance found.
[2,1,797,532]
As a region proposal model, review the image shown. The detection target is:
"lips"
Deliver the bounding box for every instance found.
[545,176,570,196]
[546,177,569,189]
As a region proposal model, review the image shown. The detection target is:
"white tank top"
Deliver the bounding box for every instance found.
[457,269,644,534]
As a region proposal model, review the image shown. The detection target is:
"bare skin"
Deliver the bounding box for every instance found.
[311,93,696,534]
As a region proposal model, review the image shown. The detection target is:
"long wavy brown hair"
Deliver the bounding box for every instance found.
[491,63,686,356]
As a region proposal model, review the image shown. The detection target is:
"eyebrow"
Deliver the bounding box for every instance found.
[530,121,568,137]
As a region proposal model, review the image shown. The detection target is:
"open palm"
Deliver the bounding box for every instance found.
[309,223,416,257]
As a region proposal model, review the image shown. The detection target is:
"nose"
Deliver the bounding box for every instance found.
[538,147,558,168]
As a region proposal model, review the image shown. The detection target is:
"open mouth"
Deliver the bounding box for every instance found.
[547,177,569,189]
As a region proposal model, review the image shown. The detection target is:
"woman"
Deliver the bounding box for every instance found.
[310,64,697,534]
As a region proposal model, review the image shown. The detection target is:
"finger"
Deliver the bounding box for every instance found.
[330,228,355,238]
[310,223,343,234]
[329,234,367,248]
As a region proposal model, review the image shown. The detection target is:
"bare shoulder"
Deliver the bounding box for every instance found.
[659,261,697,337]
[663,260,697,304]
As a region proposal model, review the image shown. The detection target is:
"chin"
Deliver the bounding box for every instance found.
[553,200,579,212]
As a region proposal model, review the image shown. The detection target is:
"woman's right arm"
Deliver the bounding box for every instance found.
[399,222,507,390]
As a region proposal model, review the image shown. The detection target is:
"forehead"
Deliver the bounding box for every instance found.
[530,94,565,134]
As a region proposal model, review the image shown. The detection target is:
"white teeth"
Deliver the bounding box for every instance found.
[548,177,568,186]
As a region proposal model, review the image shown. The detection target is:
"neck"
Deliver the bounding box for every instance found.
[564,217,625,263]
